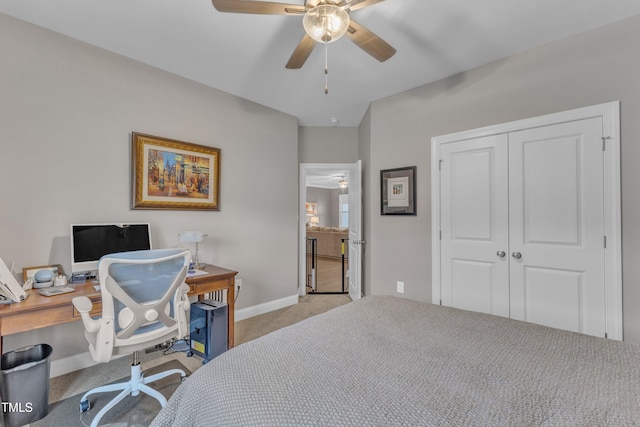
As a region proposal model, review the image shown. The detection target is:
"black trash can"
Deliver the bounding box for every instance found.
[1,344,52,427]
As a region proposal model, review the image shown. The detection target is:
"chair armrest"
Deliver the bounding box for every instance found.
[174,283,191,339]
[72,296,93,312]
[73,295,114,362]
[72,296,101,334]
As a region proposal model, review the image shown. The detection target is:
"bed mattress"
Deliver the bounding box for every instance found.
[152,295,640,426]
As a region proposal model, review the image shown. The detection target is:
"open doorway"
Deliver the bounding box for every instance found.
[299,162,362,300]
[303,169,349,294]
[299,164,354,296]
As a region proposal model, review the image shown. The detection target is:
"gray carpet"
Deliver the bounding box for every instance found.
[32,359,189,427]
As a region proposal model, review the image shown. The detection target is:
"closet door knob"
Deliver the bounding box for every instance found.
[512,252,522,259]
[496,251,506,258]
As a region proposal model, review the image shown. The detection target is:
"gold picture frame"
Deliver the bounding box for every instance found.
[23,264,63,282]
[132,133,220,210]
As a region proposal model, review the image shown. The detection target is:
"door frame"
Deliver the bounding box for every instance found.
[431,101,622,339]
[299,163,361,297]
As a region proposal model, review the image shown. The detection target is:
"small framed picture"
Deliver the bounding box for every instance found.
[381,166,416,215]
[305,202,317,215]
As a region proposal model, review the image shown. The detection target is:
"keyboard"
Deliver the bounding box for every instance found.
[39,286,76,297]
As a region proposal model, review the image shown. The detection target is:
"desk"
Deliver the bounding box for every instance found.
[0,264,237,356]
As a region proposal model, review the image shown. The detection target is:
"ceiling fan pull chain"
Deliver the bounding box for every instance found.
[324,42,329,95]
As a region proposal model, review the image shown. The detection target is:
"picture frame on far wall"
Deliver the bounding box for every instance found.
[381,166,417,215]
[305,202,317,215]
[132,132,220,210]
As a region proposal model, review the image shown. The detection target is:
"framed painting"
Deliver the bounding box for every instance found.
[305,202,317,215]
[381,166,416,215]
[132,133,220,210]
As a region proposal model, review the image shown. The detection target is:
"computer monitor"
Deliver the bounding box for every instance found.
[70,223,152,274]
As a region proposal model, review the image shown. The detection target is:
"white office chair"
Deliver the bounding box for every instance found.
[72,248,192,427]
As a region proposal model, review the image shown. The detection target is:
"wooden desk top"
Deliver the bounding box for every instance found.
[0,281,99,317]
[187,264,238,283]
[0,264,238,318]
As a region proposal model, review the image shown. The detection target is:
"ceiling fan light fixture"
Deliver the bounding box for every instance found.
[303,4,350,43]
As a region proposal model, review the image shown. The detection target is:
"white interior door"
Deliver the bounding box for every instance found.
[348,160,362,301]
[440,135,510,317]
[508,118,606,336]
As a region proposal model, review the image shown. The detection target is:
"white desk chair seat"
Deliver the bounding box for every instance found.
[72,248,191,427]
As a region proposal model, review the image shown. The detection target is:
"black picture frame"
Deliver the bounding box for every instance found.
[381,166,417,215]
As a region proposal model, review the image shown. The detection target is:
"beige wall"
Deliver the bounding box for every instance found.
[299,126,359,163]
[0,14,299,360]
[365,14,640,343]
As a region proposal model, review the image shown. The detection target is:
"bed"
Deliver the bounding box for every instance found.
[151,296,640,426]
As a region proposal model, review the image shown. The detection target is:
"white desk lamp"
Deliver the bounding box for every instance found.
[179,231,208,269]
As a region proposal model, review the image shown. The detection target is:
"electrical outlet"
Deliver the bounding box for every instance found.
[396,281,404,294]
[236,278,242,290]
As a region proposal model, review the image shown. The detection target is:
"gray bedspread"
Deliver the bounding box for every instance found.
[151,296,640,426]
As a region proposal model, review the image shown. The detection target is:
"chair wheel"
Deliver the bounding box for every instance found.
[79,399,90,412]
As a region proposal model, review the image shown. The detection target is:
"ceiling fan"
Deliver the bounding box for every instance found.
[210,0,396,69]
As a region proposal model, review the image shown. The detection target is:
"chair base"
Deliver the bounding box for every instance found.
[79,354,186,427]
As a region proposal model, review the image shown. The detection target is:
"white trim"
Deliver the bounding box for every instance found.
[431,101,622,340]
[234,293,299,322]
[602,103,623,340]
[432,102,620,145]
[431,139,442,306]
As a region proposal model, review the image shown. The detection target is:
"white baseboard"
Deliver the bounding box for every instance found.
[51,294,299,377]
[234,294,298,321]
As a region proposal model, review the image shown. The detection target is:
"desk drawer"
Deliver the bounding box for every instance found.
[1,299,102,336]
[189,278,232,294]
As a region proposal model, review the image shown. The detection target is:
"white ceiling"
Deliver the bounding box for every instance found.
[2,1,640,127]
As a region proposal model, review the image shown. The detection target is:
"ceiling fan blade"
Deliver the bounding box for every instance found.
[286,34,316,69]
[211,0,305,15]
[344,0,385,12]
[346,19,396,62]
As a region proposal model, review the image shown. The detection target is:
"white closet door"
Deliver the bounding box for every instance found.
[508,117,605,336]
[440,135,510,317]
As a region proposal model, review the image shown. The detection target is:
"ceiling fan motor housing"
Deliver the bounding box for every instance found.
[303,4,350,43]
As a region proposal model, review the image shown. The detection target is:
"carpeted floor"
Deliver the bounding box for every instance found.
[33,294,351,425]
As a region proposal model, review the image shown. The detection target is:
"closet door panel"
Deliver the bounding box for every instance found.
[440,135,510,317]
[520,138,580,244]
[522,266,584,333]
[508,118,605,337]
